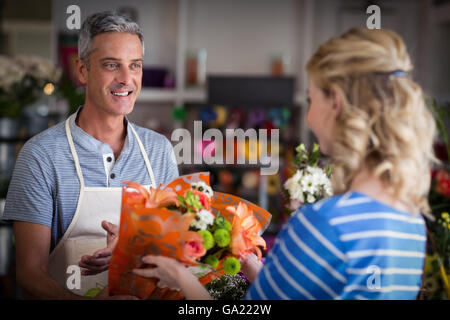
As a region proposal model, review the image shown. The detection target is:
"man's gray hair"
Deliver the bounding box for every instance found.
[78,11,145,68]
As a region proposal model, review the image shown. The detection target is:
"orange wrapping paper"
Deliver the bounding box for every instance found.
[108,172,271,300]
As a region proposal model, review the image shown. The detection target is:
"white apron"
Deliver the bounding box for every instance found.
[48,115,156,296]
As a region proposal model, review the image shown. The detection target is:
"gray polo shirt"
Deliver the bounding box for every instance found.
[2,109,179,251]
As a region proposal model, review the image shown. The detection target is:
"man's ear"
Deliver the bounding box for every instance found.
[75,57,88,85]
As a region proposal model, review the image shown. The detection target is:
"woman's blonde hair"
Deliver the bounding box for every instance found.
[306,28,436,216]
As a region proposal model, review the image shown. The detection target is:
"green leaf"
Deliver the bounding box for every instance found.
[312,143,319,153]
[295,143,306,153]
[428,97,450,160]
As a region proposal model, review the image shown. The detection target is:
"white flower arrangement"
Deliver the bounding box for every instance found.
[284,165,333,209]
[190,209,215,230]
[14,54,62,85]
[190,181,214,198]
[0,55,25,92]
[284,143,333,211]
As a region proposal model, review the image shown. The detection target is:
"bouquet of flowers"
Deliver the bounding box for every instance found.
[108,172,271,300]
[283,143,333,211]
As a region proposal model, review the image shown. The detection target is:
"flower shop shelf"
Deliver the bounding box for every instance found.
[137,88,307,107]
[137,88,206,104]
[181,160,283,170]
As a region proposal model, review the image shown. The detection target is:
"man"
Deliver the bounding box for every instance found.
[2,11,179,299]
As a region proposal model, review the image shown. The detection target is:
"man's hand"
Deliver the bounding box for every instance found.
[78,220,118,276]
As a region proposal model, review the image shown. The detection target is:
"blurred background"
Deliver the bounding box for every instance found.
[0,0,449,299]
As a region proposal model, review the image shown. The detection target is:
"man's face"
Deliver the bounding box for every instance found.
[78,32,143,116]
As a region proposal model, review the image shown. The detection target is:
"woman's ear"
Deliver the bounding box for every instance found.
[331,88,343,116]
[75,57,88,85]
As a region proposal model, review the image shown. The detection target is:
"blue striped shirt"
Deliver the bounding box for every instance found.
[2,109,179,251]
[245,191,426,300]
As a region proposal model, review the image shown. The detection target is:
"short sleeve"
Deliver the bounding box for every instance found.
[245,204,347,300]
[2,141,54,227]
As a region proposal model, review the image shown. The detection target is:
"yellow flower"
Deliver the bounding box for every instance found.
[424,254,436,273]
[439,214,450,228]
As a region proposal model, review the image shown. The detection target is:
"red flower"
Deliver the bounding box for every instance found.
[435,169,450,197]
[190,189,211,210]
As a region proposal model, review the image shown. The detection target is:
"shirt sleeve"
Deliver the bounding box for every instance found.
[2,141,55,227]
[244,204,347,300]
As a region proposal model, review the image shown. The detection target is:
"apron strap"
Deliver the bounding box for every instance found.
[129,123,157,188]
[65,115,85,188]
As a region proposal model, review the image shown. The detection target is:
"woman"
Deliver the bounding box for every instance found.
[133,28,436,300]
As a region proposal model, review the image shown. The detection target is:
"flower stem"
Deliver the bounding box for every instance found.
[428,227,450,299]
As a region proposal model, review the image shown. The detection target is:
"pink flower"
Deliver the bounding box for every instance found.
[183,234,206,261]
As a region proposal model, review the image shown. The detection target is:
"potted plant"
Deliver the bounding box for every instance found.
[0,55,25,138]
[12,54,62,136]
[0,55,63,186]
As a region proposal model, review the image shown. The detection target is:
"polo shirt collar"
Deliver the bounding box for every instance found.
[69,106,132,157]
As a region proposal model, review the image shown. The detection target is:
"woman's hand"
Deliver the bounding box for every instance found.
[240,253,263,283]
[133,255,184,290]
[132,255,212,300]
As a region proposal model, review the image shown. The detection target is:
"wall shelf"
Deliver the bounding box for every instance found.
[138,87,307,107]
[137,88,206,104]
[137,88,176,103]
